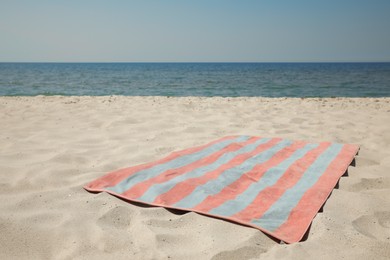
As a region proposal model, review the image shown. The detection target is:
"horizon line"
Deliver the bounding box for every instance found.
[1,61,390,64]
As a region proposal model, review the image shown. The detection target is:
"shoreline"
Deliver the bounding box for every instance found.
[2,95,390,98]
[1,96,389,259]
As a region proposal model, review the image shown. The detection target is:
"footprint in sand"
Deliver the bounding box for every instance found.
[275,129,293,135]
[289,118,306,124]
[211,245,266,260]
[146,217,188,230]
[273,123,290,129]
[97,205,135,229]
[352,211,390,241]
[355,157,380,167]
[345,177,390,192]
[154,146,175,154]
[271,123,294,135]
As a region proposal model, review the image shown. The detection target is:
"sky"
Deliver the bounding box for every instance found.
[0,0,390,62]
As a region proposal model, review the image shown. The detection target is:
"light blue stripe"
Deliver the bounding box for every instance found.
[137,138,272,203]
[209,143,318,216]
[106,135,250,194]
[173,139,294,209]
[251,143,343,232]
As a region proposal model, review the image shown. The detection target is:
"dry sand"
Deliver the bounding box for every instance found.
[1,96,390,259]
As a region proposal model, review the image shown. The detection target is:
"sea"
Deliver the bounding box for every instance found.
[0,62,389,97]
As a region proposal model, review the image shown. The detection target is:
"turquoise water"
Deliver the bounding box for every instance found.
[0,63,389,97]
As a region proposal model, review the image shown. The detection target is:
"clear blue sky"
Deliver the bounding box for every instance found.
[1,0,390,62]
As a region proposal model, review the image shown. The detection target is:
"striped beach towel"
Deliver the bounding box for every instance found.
[84,135,359,243]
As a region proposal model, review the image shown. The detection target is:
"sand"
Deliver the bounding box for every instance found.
[1,96,390,259]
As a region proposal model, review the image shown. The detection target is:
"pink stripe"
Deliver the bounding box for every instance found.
[84,135,238,191]
[232,142,331,222]
[153,138,283,205]
[193,141,308,213]
[121,137,260,199]
[271,144,359,243]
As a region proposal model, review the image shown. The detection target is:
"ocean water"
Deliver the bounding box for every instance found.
[0,63,389,97]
